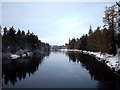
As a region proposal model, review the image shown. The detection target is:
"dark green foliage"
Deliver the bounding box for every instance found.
[74,38,81,49]
[67,26,118,55]
[2,26,50,53]
[79,34,88,50]
[3,27,7,36]
[87,27,102,52]
[68,38,76,49]
[88,25,93,35]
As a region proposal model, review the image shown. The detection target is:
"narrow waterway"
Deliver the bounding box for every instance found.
[2,51,120,89]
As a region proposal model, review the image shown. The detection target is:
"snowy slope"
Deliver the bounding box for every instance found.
[61,49,120,71]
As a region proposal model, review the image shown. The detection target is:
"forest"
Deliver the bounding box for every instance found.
[1,26,50,54]
[67,4,120,56]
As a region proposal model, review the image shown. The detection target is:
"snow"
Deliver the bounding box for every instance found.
[87,51,120,71]
[62,49,120,71]
[10,54,20,59]
[22,54,26,57]
[26,52,33,56]
[106,54,120,71]
[10,51,33,59]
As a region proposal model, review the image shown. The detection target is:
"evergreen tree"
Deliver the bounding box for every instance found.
[88,25,93,35]
[3,27,8,36]
[22,30,25,36]
[8,26,16,41]
[74,38,81,49]
[80,34,88,50]
[17,29,21,37]
[27,30,30,36]
[68,38,76,49]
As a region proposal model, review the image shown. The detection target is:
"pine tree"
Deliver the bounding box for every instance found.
[27,30,30,36]
[88,25,93,35]
[3,27,8,36]
[74,38,81,49]
[68,38,76,49]
[80,34,88,50]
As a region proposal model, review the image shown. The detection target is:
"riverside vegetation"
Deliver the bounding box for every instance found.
[2,26,50,59]
[66,4,120,56]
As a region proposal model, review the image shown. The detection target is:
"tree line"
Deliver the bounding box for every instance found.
[67,4,120,56]
[2,26,50,53]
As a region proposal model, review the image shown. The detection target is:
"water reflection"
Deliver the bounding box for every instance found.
[2,51,120,89]
[2,51,50,86]
[66,51,120,89]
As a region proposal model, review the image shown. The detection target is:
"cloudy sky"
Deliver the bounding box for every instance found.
[2,2,115,45]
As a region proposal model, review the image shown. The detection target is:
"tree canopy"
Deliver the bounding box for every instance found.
[2,26,50,53]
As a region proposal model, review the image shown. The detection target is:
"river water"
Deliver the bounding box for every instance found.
[2,51,120,89]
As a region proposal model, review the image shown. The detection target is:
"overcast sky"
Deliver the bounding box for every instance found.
[2,2,115,45]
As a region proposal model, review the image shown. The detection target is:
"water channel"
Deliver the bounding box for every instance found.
[2,51,120,89]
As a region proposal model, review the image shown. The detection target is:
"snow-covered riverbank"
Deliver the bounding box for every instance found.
[82,50,120,71]
[2,49,33,60]
[60,49,120,71]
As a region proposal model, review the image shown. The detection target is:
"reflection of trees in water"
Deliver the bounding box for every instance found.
[66,51,120,89]
[2,51,50,86]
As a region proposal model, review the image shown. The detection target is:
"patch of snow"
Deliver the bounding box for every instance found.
[59,49,68,52]
[26,52,33,57]
[10,54,20,59]
[66,49,120,71]
[22,54,26,57]
[86,52,120,71]
[106,54,120,71]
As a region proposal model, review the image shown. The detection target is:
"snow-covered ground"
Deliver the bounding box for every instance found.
[82,51,120,71]
[10,51,33,59]
[60,49,120,71]
[10,54,20,59]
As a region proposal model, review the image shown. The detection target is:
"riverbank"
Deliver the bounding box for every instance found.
[2,48,51,60]
[60,49,120,72]
[2,49,33,60]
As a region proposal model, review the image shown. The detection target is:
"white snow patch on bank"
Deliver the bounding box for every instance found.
[22,54,26,57]
[10,51,33,59]
[106,54,120,71]
[87,51,120,71]
[62,49,120,71]
[10,54,20,59]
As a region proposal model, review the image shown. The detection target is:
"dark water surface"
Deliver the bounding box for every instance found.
[2,51,120,88]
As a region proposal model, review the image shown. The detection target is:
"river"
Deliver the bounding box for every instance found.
[2,51,120,89]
